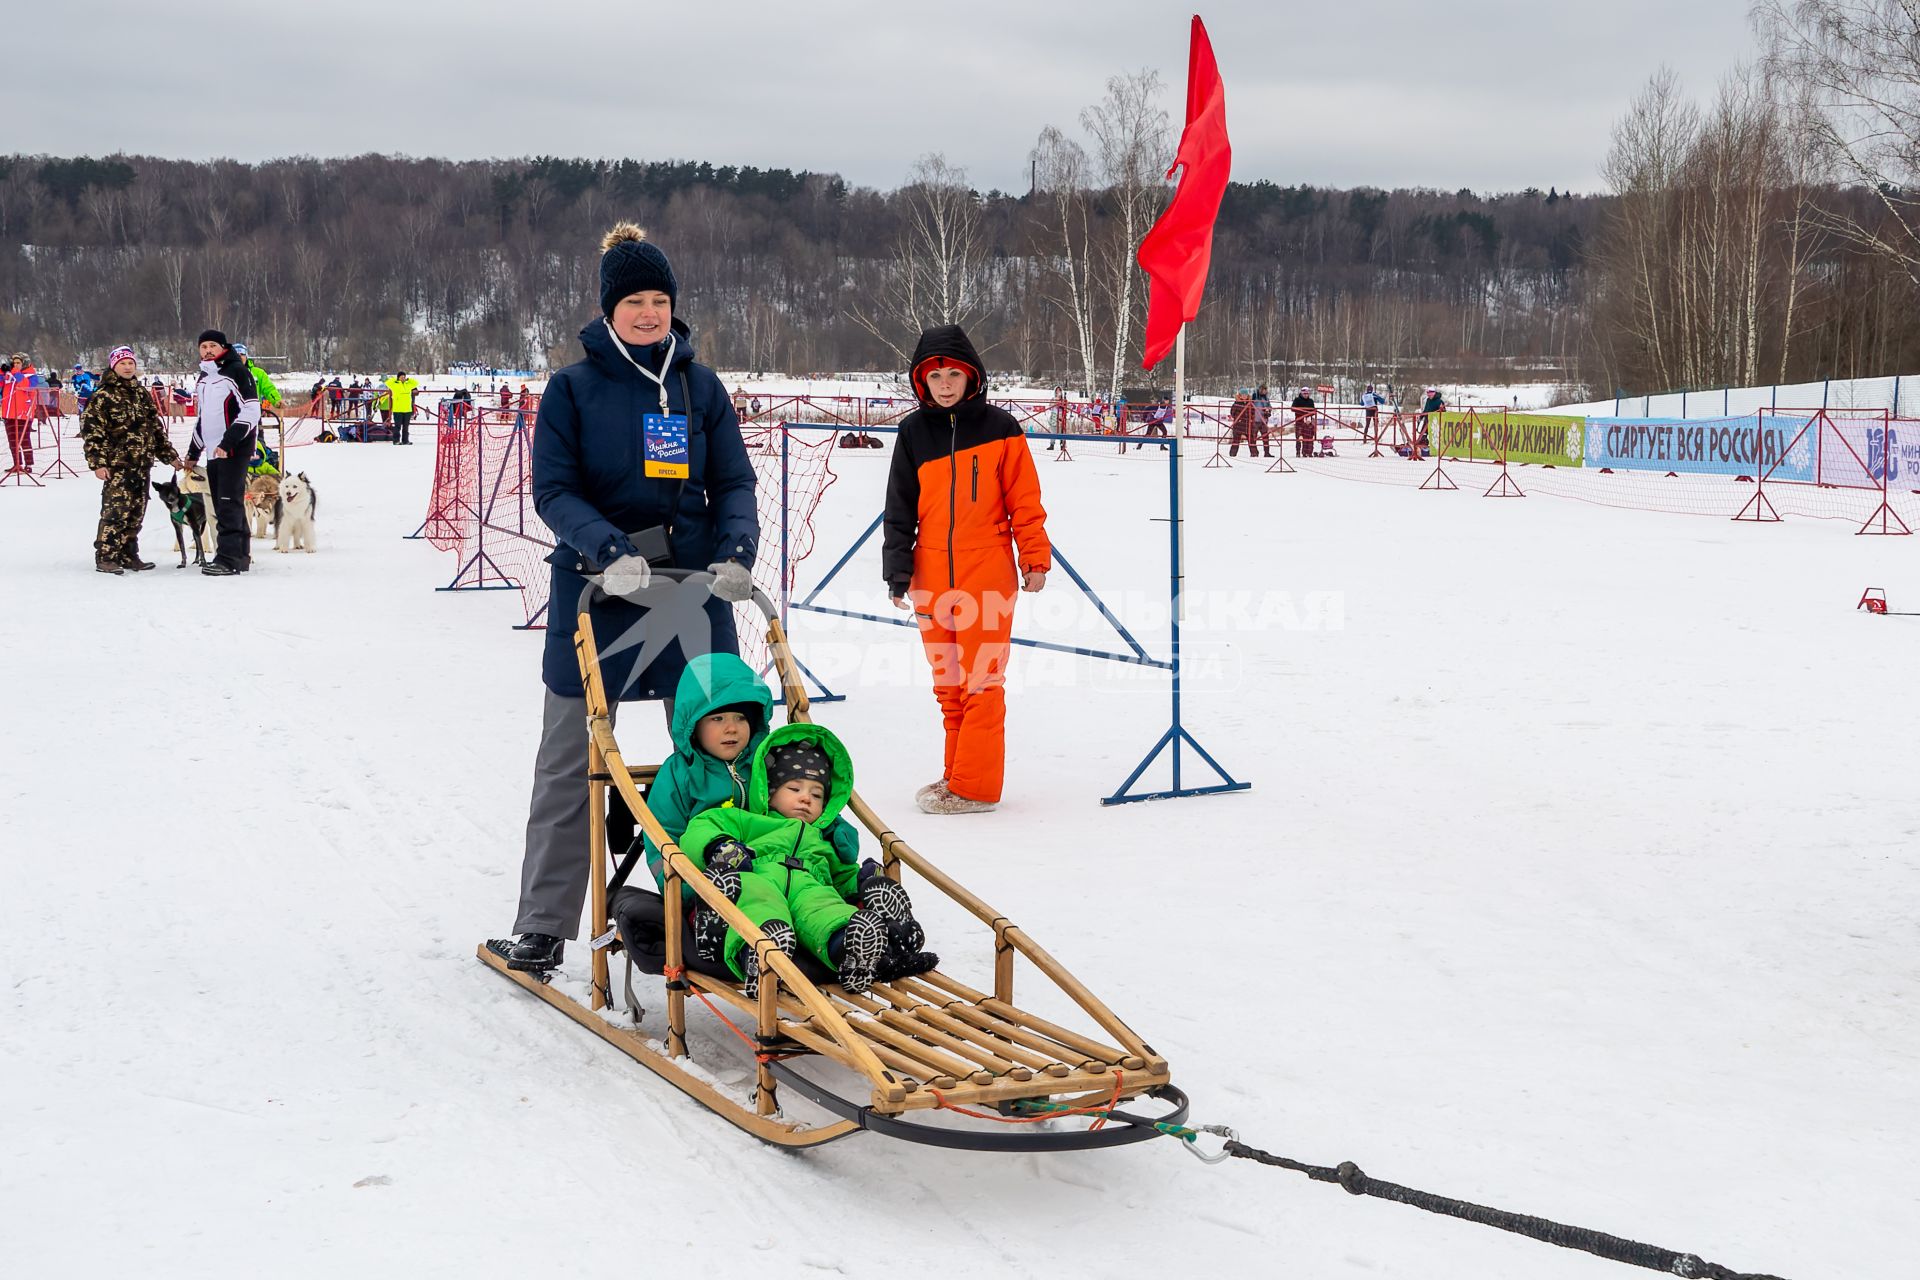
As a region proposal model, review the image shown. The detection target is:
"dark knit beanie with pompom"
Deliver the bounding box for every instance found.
[598,223,678,318]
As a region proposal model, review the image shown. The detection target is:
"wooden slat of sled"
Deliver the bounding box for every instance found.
[885,976,1141,1075]
[914,970,1156,1073]
[898,990,1121,1082]
[838,989,1033,1081]
[865,983,1073,1078]
[688,971,1153,1113]
[476,944,859,1147]
[894,1066,1155,1112]
[687,973,965,1093]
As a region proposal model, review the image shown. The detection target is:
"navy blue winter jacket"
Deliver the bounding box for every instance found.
[533,316,758,700]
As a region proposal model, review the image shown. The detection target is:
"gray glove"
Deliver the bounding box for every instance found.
[707,560,754,603]
[601,553,651,597]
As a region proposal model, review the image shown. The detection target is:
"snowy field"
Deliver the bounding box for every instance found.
[3,422,1914,1279]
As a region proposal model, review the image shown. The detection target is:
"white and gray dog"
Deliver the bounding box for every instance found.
[275,472,318,554]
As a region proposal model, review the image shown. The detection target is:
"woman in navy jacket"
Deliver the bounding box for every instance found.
[491,224,758,974]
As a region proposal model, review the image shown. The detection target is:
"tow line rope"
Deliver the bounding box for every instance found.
[653,969,1786,1278]
[1013,1102,1790,1280]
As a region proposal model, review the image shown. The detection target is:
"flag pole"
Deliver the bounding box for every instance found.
[1174,324,1187,626]
[1171,324,1187,792]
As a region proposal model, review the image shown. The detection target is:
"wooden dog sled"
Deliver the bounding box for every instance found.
[478,574,1186,1150]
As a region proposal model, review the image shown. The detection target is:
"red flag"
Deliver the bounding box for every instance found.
[1137,16,1231,369]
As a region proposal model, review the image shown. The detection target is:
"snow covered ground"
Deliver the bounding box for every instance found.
[3,425,1913,1279]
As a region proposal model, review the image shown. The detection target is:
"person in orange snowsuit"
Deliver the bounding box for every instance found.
[883,325,1050,815]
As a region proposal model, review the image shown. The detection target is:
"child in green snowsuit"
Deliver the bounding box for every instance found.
[642,653,860,892]
[678,723,935,996]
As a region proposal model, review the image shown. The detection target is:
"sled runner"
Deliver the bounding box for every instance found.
[478,572,1187,1150]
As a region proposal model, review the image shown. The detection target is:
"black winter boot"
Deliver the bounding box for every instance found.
[690,870,743,964]
[740,920,797,998]
[486,932,564,973]
[830,910,889,995]
[856,871,916,924]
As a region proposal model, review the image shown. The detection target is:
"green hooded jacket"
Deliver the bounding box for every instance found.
[643,652,775,891]
[679,722,862,976]
[248,361,282,407]
[645,655,862,898]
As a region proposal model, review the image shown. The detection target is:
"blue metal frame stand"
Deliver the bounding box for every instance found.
[778,417,1247,804]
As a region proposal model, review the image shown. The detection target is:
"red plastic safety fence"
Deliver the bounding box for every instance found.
[417,403,477,550]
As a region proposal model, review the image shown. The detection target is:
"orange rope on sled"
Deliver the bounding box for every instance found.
[665,964,804,1064]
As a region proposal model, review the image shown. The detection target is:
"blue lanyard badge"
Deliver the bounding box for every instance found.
[642,413,690,479]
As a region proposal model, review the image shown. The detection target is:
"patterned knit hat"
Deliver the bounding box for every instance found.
[108,346,135,367]
[764,740,831,794]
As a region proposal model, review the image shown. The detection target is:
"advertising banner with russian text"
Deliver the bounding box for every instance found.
[1433,412,1584,467]
[1582,416,1815,481]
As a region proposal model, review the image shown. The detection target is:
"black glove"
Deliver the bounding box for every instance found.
[856,858,884,887]
[705,836,755,875]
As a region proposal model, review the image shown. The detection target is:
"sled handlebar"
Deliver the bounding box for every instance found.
[588,564,779,622]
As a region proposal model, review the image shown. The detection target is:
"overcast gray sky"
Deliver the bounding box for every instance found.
[14,1,1761,195]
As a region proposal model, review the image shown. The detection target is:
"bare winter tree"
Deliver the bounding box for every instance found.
[1598,67,1700,389]
[1081,69,1170,394]
[847,153,987,365]
[1594,63,1832,392]
[1756,0,1920,283]
[1029,126,1101,395]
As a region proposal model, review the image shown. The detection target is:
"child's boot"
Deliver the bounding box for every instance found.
[856,864,917,926]
[831,910,889,995]
[690,870,744,964]
[741,920,796,998]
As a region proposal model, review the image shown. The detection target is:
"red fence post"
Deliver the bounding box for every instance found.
[1484,406,1524,497]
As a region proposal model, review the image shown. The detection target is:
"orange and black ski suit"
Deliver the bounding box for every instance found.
[883,326,1050,804]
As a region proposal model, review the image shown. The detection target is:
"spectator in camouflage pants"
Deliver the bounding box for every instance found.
[80,346,181,574]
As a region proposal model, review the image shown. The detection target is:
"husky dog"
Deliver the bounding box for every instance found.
[245,473,281,539]
[275,471,317,554]
[152,471,214,568]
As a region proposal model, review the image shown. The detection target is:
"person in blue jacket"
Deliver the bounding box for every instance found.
[489,223,760,975]
[71,363,97,415]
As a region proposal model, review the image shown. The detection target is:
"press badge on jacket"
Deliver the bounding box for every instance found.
[642,413,690,479]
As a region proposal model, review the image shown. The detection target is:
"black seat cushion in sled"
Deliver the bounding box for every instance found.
[610,885,837,986]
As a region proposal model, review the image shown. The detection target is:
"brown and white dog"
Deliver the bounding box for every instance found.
[275,472,317,554]
[245,474,281,539]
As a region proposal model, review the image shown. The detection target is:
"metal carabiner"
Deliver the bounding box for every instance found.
[1180,1123,1238,1165]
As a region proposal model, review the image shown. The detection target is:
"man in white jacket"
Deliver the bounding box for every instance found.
[188,328,260,576]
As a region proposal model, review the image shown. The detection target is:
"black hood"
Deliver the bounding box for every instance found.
[216,348,256,397]
[907,324,987,411]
